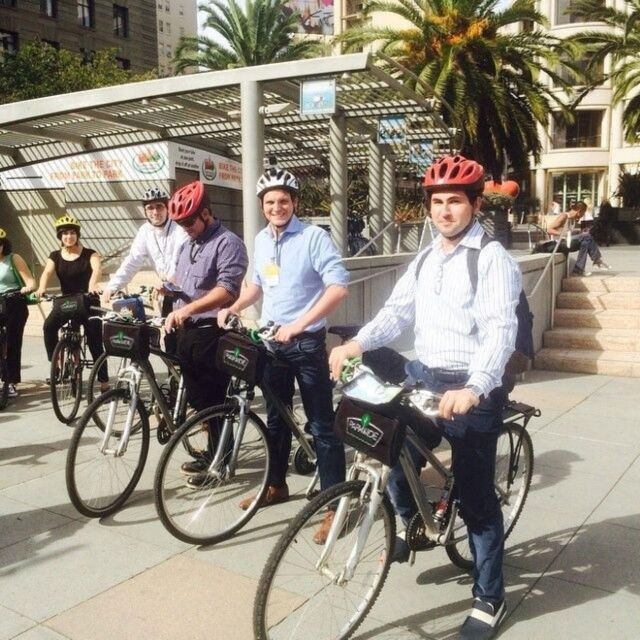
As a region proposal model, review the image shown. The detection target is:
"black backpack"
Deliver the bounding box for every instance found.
[416,235,534,392]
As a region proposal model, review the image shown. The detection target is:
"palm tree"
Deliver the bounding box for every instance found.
[572,0,640,143]
[338,0,577,179]
[174,0,324,73]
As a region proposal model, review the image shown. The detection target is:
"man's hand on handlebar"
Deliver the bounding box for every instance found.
[164,307,190,332]
[101,288,114,305]
[438,388,480,421]
[329,342,364,382]
[217,307,238,329]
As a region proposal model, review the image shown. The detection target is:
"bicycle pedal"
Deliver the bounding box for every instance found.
[157,422,171,445]
[409,550,416,567]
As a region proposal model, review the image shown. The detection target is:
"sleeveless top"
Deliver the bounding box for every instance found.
[49,248,96,295]
[0,254,21,294]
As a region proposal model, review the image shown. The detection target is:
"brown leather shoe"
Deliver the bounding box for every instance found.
[313,509,336,545]
[239,484,289,511]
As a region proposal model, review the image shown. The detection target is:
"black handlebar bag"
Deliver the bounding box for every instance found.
[103,321,153,360]
[334,397,406,467]
[53,293,89,322]
[214,332,266,385]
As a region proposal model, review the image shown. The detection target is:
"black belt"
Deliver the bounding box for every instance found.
[426,367,469,384]
[183,318,219,329]
[295,328,326,340]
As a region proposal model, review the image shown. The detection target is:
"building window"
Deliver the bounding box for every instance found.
[555,0,605,25]
[0,31,19,56]
[165,3,169,11]
[116,56,130,69]
[556,57,605,87]
[159,19,163,32]
[165,22,171,35]
[113,4,129,37]
[42,39,60,49]
[551,171,603,211]
[40,0,57,17]
[77,0,95,27]
[0,0,17,7]
[552,110,604,148]
[179,4,183,15]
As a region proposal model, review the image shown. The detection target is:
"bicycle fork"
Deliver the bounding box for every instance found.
[100,369,142,457]
[317,462,390,584]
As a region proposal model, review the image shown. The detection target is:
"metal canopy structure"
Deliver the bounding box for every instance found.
[0,53,450,174]
[0,53,452,257]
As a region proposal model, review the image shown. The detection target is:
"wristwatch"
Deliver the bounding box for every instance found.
[464,385,484,401]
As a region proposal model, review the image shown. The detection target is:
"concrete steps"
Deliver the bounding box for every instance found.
[536,274,640,378]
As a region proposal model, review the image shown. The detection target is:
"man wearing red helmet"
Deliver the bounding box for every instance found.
[330,155,522,640]
[165,180,248,478]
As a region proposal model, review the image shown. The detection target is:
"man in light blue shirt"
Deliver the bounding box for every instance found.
[218,166,348,543]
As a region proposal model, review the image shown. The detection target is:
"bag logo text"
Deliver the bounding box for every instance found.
[223,346,249,371]
[346,413,383,448]
[110,330,135,350]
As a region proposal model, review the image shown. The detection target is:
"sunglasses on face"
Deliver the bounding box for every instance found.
[176,216,200,228]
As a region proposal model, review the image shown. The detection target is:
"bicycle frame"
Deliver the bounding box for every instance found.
[100,355,185,456]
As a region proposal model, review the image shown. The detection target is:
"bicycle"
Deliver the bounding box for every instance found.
[85,287,156,409]
[153,317,319,546]
[65,310,189,518]
[0,289,25,410]
[253,360,537,640]
[43,292,103,424]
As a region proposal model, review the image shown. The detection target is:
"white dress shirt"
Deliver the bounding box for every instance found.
[107,219,188,291]
[355,221,521,397]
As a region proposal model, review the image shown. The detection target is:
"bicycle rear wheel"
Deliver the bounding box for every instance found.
[51,338,83,424]
[446,423,534,570]
[154,403,270,545]
[254,480,395,640]
[0,334,9,410]
[66,388,149,517]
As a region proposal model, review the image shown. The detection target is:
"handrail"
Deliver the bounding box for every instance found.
[351,219,399,258]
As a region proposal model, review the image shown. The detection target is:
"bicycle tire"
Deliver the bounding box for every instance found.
[51,338,83,424]
[154,402,270,545]
[66,388,150,518]
[254,479,396,640]
[0,335,9,410]
[446,423,534,571]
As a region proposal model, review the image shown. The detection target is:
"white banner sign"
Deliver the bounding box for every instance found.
[169,144,242,190]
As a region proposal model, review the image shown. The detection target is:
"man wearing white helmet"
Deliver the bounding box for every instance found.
[218,165,349,543]
[102,187,188,316]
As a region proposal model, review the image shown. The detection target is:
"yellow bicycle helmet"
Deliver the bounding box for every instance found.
[54,214,81,238]
[0,228,6,240]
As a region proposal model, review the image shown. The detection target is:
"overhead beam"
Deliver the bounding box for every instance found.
[81,109,167,135]
[4,123,91,148]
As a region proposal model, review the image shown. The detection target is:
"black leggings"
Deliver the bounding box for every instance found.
[43,310,107,382]
[3,295,28,384]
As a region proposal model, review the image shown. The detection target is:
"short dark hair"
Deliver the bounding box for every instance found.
[0,238,12,255]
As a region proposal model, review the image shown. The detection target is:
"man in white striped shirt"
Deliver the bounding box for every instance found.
[329,155,521,640]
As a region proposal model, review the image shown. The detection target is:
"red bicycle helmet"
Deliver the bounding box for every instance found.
[423,155,485,192]
[168,180,206,221]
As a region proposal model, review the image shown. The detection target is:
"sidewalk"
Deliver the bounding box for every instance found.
[1,248,640,640]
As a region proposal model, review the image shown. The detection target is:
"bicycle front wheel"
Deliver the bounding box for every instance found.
[254,480,395,640]
[446,423,534,570]
[51,339,83,424]
[66,388,150,517]
[154,403,270,545]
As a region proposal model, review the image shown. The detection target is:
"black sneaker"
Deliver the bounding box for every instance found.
[459,598,507,640]
[180,459,210,476]
[186,472,217,489]
[391,535,411,564]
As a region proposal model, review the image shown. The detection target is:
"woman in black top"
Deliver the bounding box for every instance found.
[36,215,107,387]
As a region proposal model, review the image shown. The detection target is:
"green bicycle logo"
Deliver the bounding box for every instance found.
[223,347,249,371]
[110,330,135,350]
[346,413,383,448]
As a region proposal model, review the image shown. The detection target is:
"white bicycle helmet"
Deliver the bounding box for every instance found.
[256,168,299,198]
[142,187,169,203]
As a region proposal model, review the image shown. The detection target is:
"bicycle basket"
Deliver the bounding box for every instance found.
[53,293,89,321]
[214,332,266,384]
[112,297,146,322]
[334,397,406,467]
[103,321,152,359]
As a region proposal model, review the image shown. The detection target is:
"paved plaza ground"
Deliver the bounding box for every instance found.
[1,246,639,639]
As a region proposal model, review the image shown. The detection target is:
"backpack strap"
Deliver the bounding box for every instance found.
[466,233,494,294]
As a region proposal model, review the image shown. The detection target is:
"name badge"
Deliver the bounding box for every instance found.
[264,262,280,287]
